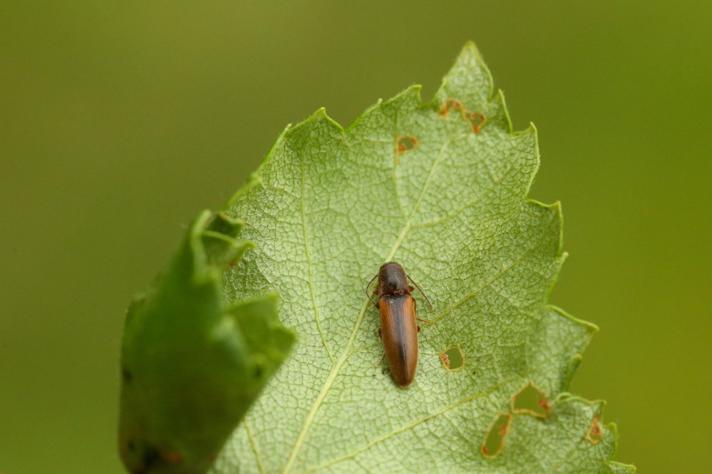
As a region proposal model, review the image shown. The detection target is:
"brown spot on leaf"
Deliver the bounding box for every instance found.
[438,98,487,133]
[439,98,464,116]
[467,111,487,133]
[586,416,603,444]
[396,135,418,154]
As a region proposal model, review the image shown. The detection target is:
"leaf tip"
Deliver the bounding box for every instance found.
[285,106,345,141]
[549,305,600,334]
[382,83,423,111]
[609,461,638,474]
[312,106,344,131]
[435,41,495,110]
[460,40,485,63]
[495,89,514,132]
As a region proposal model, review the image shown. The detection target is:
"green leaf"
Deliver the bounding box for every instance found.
[209,43,633,472]
[118,211,295,474]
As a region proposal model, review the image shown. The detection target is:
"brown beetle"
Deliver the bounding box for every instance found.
[371,262,430,387]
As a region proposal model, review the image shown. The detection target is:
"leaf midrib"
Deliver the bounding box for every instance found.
[280,136,451,473]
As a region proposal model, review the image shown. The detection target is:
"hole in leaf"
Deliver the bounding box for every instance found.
[396,135,418,154]
[439,346,464,370]
[481,413,511,458]
[512,383,550,417]
[467,111,487,133]
[586,416,603,444]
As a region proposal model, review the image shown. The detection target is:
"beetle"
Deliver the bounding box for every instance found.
[370,262,430,387]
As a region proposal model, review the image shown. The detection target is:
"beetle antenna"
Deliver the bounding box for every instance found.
[364,273,379,305]
[407,275,433,311]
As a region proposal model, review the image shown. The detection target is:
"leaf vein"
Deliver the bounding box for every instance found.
[428,243,542,324]
[244,418,266,474]
[300,156,334,364]
[306,382,507,472]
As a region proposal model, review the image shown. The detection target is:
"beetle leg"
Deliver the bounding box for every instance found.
[407,275,433,311]
[372,350,386,367]
[365,273,379,307]
[414,298,433,324]
[368,293,379,308]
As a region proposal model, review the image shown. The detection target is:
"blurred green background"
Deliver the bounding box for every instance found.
[1,1,710,472]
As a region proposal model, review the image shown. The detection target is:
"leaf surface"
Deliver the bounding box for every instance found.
[213,44,633,473]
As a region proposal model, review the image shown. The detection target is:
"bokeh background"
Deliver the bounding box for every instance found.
[2,1,710,472]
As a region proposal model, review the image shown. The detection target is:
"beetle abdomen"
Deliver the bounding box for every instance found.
[378,295,418,387]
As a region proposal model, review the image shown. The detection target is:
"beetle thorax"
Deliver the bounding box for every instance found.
[378,262,409,296]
